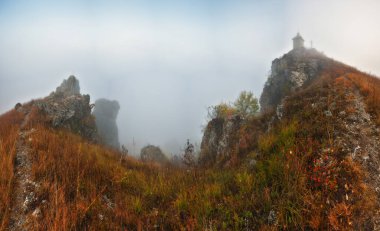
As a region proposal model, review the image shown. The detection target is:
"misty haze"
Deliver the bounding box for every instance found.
[2,0,380,156]
[1,0,380,230]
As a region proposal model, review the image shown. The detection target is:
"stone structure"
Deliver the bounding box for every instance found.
[260,38,326,112]
[292,33,304,50]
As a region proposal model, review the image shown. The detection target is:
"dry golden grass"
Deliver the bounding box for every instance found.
[18,115,309,230]
[0,61,379,230]
[0,109,24,229]
[346,73,380,125]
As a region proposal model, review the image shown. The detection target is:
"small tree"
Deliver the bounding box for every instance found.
[183,139,195,167]
[206,91,259,122]
[120,145,128,162]
[234,91,259,118]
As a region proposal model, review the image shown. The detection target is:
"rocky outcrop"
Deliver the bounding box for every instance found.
[140,145,168,164]
[34,76,97,141]
[199,115,242,167]
[55,75,80,97]
[260,48,327,112]
[92,99,120,149]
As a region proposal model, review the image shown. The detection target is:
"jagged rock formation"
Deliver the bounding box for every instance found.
[199,116,242,167]
[34,76,97,141]
[260,47,327,112]
[92,99,120,149]
[199,113,269,168]
[55,75,80,97]
[140,145,169,164]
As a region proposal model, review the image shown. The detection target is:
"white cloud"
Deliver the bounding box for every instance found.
[1,0,379,154]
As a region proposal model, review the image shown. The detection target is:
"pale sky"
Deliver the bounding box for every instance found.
[1,0,380,155]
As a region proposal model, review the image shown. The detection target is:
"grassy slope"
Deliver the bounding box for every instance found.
[0,109,24,229]
[271,62,378,230]
[0,60,379,230]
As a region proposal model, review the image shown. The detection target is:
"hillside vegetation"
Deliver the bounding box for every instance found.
[0,110,24,230]
[1,55,380,230]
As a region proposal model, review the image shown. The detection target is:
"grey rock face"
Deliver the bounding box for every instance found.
[260,48,327,112]
[35,76,97,141]
[55,75,80,97]
[199,115,242,167]
[92,99,120,149]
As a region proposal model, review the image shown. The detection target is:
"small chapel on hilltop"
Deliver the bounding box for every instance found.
[292,32,304,50]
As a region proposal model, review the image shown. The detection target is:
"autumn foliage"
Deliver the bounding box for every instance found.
[0,58,380,230]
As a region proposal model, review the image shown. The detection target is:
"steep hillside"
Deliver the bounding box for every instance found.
[200,48,380,229]
[1,48,380,230]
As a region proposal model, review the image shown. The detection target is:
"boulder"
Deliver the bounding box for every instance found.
[140,145,168,164]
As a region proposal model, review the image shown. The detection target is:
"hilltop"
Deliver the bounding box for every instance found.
[1,38,380,230]
[198,41,380,229]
